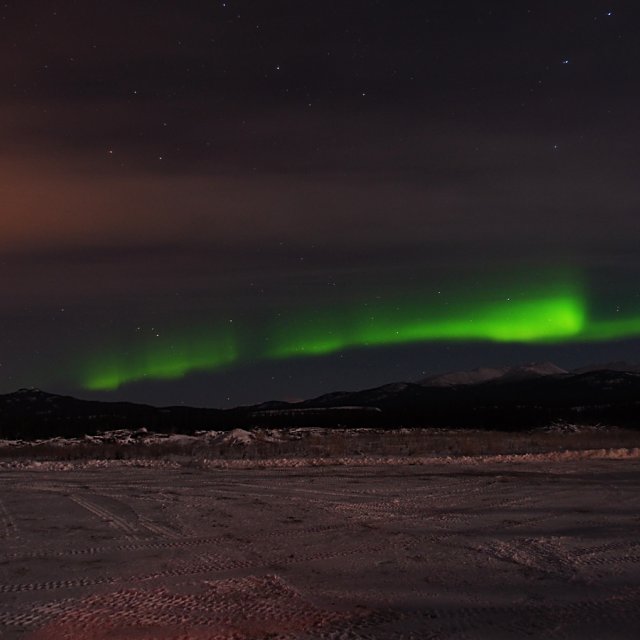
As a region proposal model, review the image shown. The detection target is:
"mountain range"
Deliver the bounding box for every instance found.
[2,362,640,439]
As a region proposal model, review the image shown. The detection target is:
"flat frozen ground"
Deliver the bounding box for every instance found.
[2,460,640,639]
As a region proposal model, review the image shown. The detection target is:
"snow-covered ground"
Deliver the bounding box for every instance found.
[1,445,640,472]
[2,459,640,638]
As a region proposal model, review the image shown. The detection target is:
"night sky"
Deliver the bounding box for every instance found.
[2,1,640,407]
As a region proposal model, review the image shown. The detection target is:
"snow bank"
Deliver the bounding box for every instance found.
[0,458,182,471]
[192,447,640,470]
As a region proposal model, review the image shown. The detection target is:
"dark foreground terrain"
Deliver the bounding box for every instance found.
[2,460,640,639]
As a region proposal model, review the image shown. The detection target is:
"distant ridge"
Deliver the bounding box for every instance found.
[419,362,568,387]
[0,388,223,440]
[571,361,640,374]
[3,361,640,438]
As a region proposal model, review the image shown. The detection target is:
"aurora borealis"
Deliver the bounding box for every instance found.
[83,327,238,392]
[2,2,640,406]
[79,272,640,392]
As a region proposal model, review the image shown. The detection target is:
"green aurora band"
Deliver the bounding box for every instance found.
[81,281,640,391]
[83,329,237,392]
[266,295,586,359]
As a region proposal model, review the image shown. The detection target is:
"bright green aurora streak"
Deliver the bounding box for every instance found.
[81,279,640,391]
[267,295,586,359]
